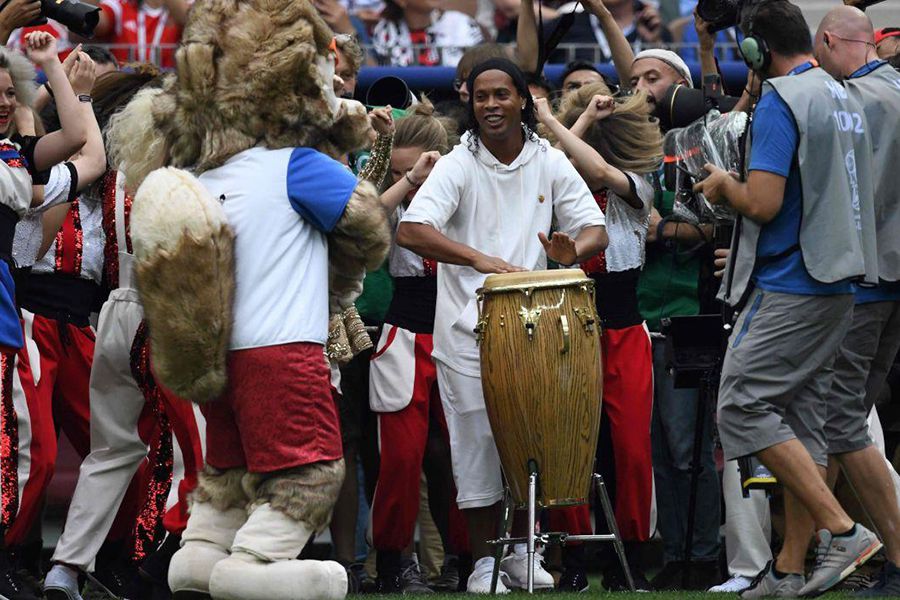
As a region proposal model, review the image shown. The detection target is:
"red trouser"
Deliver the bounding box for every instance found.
[369,326,468,554]
[6,312,148,546]
[549,323,654,542]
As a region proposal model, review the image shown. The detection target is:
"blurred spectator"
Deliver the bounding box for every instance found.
[92,0,190,69]
[629,48,692,115]
[560,59,607,97]
[525,71,553,98]
[371,0,484,67]
[876,27,900,59]
[315,0,373,46]
[338,0,386,30]
[83,44,119,76]
[546,0,671,63]
[335,33,365,98]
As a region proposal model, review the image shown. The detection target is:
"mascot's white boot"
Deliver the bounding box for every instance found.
[209,503,347,600]
[169,502,247,599]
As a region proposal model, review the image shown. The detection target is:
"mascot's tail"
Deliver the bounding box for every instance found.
[131,167,235,403]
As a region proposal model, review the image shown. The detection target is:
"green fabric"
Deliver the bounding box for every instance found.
[355,262,394,322]
[637,189,701,332]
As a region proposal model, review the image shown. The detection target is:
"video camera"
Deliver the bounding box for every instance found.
[1,0,100,38]
[662,108,747,237]
[695,0,751,33]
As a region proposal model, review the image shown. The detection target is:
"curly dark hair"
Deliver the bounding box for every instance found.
[464,58,539,155]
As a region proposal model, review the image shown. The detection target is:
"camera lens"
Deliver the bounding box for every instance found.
[696,0,741,33]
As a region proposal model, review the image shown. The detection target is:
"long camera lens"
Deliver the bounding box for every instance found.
[43,0,101,37]
[696,0,741,33]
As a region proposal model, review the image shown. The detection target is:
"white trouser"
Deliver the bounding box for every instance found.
[722,460,772,579]
[52,288,147,570]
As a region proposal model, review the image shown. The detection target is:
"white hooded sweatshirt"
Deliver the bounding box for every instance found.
[402,131,605,376]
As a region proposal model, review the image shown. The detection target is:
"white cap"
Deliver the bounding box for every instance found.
[633,49,694,88]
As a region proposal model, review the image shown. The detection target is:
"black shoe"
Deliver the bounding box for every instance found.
[139,533,181,588]
[857,561,900,597]
[399,561,433,594]
[651,561,684,591]
[683,560,722,591]
[346,562,376,595]
[375,574,402,593]
[602,566,653,592]
[430,563,459,593]
[0,552,41,600]
[558,568,590,592]
[88,559,143,599]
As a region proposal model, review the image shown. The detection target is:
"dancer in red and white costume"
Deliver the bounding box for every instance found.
[0,34,96,597]
[42,69,206,600]
[535,90,660,591]
[369,103,468,593]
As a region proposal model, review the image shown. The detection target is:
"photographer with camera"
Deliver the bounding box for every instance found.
[808,6,900,595]
[693,1,882,596]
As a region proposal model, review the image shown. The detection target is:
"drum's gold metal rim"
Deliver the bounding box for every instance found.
[477,279,595,297]
[511,496,590,509]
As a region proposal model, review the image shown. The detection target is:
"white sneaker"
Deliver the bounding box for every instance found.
[467,557,510,594]
[708,574,753,593]
[44,564,84,600]
[500,549,555,590]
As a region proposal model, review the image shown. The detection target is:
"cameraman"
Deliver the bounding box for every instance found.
[694,1,881,596]
[813,6,900,594]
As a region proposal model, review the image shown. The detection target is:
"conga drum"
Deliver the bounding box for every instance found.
[476,269,602,508]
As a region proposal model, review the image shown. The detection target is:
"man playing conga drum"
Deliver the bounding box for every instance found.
[397,57,608,594]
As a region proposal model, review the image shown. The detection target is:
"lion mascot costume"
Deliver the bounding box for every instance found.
[105,1,392,599]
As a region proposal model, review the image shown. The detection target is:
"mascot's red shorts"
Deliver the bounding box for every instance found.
[204,341,343,473]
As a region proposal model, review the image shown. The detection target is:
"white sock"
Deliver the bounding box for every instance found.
[473,556,495,570]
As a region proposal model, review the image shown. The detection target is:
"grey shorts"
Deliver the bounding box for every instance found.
[717,289,853,467]
[826,300,900,455]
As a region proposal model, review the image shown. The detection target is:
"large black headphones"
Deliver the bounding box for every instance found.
[739,2,771,73]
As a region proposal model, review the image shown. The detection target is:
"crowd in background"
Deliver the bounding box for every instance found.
[0,0,899,599]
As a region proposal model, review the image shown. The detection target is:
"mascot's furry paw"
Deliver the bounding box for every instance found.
[132,167,235,402]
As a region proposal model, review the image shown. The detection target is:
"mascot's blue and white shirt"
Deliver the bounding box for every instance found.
[198,147,356,351]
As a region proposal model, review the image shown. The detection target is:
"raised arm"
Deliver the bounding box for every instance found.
[516,0,540,73]
[379,151,440,212]
[27,33,94,172]
[583,0,635,86]
[535,97,641,206]
[694,11,718,81]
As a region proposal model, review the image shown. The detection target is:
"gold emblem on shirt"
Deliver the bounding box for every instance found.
[538,194,545,203]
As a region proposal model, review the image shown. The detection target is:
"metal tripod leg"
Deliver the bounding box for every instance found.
[489,489,514,595]
[594,473,635,592]
[527,472,537,593]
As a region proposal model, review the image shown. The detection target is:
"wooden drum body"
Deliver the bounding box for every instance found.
[476,269,603,508]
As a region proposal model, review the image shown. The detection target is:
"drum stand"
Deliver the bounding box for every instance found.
[487,470,635,594]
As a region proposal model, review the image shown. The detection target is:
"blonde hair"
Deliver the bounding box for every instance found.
[393,97,458,155]
[556,83,663,175]
[0,47,37,109]
[335,34,363,78]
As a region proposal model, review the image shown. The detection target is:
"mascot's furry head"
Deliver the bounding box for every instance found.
[113,0,373,188]
[120,0,390,402]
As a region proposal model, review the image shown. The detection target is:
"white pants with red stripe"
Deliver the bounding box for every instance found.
[51,287,205,571]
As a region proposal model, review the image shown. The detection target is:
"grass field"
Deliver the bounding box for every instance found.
[362,593,859,598]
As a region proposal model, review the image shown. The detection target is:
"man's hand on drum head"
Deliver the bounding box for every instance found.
[471,253,526,274]
[538,231,578,266]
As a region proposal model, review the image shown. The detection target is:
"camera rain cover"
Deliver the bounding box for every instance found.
[666,109,748,222]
